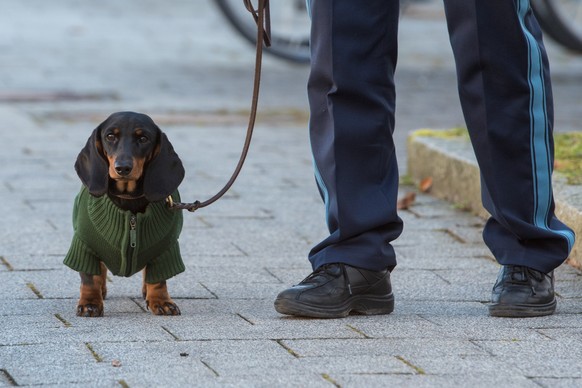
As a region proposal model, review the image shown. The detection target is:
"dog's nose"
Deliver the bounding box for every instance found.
[115,163,133,177]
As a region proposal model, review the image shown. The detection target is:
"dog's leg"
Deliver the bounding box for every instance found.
[77,262,107,317]
[142,269,181,316]
[99,262,108,299]
[142,275,147,300]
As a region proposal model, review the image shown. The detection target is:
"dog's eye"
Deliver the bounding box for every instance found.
[138,136,149,144]
[105,133,116,142]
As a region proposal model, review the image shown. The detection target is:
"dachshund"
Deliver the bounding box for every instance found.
[64,112,186,317]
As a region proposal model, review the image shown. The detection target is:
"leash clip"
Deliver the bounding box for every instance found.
[187,201,201,212]
[166,195,174,208]
[166,196,202,213]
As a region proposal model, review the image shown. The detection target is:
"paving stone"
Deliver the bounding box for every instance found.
[282,338,487,358]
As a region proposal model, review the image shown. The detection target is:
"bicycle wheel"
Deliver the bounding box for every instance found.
[531,0,582,53]
[215,0,311,64]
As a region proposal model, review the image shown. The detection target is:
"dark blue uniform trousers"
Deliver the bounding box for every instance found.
[306,0,575,274]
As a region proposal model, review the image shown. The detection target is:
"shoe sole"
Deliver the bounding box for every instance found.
[274,293,395,319]
[488,299,556,318]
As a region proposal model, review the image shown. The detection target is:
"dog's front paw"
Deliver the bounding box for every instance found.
[77,303,104,317]
[77,269,107,317]
[146,299,181,316]
[143,279,180,316]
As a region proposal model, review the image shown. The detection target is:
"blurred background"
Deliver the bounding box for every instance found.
[0,0,581,171]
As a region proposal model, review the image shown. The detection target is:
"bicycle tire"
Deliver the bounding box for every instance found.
[531,0,582,53]
[214,0,411,64]
[215,0,311,64]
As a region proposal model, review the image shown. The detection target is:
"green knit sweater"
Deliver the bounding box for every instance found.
[64,186,184,283]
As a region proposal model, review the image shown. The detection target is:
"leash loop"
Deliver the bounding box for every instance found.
[243,0,272,47]
[169,0,270,213]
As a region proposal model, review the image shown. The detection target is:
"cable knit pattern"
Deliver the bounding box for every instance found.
[64,186,184,283]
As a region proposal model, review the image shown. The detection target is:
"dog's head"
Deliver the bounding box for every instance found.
[75,111,185,202]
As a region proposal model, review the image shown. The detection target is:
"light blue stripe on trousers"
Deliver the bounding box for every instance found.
[516,0,574,251]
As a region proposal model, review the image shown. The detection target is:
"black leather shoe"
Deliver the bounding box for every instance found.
[489,265,556,317]
[274,263,394,318]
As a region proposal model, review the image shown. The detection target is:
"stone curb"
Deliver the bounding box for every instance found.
[407,131,582,268]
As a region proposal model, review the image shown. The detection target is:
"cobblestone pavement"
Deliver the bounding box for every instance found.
[1,1,582,387]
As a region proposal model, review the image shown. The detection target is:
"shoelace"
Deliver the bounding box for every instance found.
[507,265,544,296]
[342,264,353,295]
[299,263,353,295]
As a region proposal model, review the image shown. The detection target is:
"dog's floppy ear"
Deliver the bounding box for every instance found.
[143,132,185,202]
[74,127,109,197]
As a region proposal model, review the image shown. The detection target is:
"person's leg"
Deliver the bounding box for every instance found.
[443,0,575,316]
[274,0,401,318]
[307,0,402,272]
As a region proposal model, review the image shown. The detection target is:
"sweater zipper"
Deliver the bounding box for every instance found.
[125,214,137,277]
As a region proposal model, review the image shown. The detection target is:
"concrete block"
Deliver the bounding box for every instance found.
[408,131,582,268]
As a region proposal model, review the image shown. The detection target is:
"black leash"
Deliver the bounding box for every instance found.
[168,0,271,212]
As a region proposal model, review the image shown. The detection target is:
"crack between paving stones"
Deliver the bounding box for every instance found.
[439,228,467,244]
[201,360,220,377]
[4,182,15,192]
[231,242,249,257]
[0,256,14,271]
[130,298,148,313]
[532,329,555,340]
[274,339,301,358]
[196,216,214,228]
[6,268,62,273]
[526,376,582,384]
[281,178,299,188]
[85,342,104,363]
[404,208,422,218]
[161,326,180,341]
[468,339,496,356]
[26,282,44,299]
[321,373,341,387]
[199,282,219,299]
[345,324,372,339]
[263,267,284,283]
[69,338,353,346]
[0,343,45,348]
[417,314,441,326]
[22,199,36,211]
[353,372,415,376]
[430,270,452,285]
[0,369,18,386]
[235,312,255,325]
[118,379,130,388]
[54,313,72,327]
[45,219,58,231]
[395,355,426,375]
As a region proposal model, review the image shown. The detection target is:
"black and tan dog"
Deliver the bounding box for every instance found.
[64,112,185,317]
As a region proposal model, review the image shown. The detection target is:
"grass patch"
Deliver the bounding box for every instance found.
[412,128,582,185]
[399,174,415,186]
[554,132,582,185]
[411,127,469,140]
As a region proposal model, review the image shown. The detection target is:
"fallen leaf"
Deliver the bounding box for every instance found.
[397,192,416,210]
[419,177,433,193]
